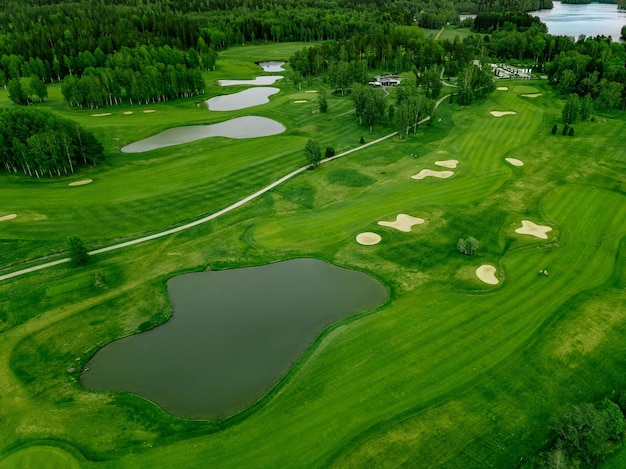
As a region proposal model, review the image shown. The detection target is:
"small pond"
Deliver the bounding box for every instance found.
[120,116,285,153]
[81,258,388,419]
[258,61,285,72]
[219,76,284,86]
[205,87,280,111]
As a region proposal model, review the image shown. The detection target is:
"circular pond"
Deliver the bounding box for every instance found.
[81,258,388,419]
[120,116,285,153]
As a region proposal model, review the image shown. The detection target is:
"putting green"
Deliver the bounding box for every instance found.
[0,446,80,469]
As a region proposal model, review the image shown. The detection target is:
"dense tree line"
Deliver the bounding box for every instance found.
[0,0,563,92]
[0,108,104,178]
[58,45,211,109]
[454,0,553,14]
[473,12,548,33]
[546,36,626,111]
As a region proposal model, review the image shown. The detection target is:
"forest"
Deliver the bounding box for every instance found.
[0,108,104,177]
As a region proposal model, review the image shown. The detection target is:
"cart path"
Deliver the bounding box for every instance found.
[1,94,451,283]
[0,132,398,282]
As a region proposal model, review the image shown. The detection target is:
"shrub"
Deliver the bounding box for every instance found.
[68,236,89,266]
[562,123,569,136]
[551,124,558,134]
[360,136,365,144]
[568,127,574,136]
[325,147,335,158]
[457,236,479,256]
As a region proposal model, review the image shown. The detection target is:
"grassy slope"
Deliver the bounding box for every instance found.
[0,45,625,468]
[0,42,363,268]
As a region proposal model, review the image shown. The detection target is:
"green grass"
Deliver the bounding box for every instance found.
[0,445,82,469]
[1,43,625,468]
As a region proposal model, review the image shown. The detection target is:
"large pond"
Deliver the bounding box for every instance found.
[120,116,285,153]
[205,87,280,111]
[218,76,284,86]
[531,2,626,42]
[81,259,388,419]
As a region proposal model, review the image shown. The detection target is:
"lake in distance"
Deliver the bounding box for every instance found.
[531,1,626,42]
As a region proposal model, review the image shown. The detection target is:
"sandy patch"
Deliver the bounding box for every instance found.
[294,100,307,103]
[123,111,133,115]
[356,232,382,245]
[0,214,17,222]
[496,86,508,91]
[378,214,425,233]
[434,160,459,169]
[411,169,454,180]
[305,90,318,93]
[143,110,156,113]
[505,158,524,167]
[521,93,542,98]
[68,179,93,186]
[91,113,111,117]
[490,111,517,117]
[515,220,552,239]
[476,265,499,285]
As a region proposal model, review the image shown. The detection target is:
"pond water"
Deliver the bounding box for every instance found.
[258,61,286,72]
[219,76,284,86]
[531,2,626,42]
[205,87,280,111]
[120,116,285,153]
[81,259,388,419]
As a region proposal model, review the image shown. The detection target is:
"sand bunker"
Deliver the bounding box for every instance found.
[68,179,93,186]
[378,214,425,233]
[0,214,17,222]
[515,220,552,239]
[91,113,111,117]
[123,111,133,115]
[434,160,459,169]
[476,265,499,285]
[496,86,508,91]
[356,232,382,245]
[505,158,524,167]
[521,93,542,98]
[490,111,517,117]
[305,90,318,93]
[411,169,454,180]
[143,110,156,113]
[294,100,307,103]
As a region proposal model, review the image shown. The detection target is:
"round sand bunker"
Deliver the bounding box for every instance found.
[476,265,499,285]
[123,111,133,115]
[68,179,93,186]
[294,100,307,103]
[305,90,318,93]
[143,109,156,113]
[515,220,552,239]
[505,158,524,167]
[0,214,17,222]
[411,169,454,180]
[490,111,517,117]
[496,86,508,91]
[378,214,424,233]
[521,93,542,98]
[356,232,382,245]
[91,113,111,117]
[434,160,459,169]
